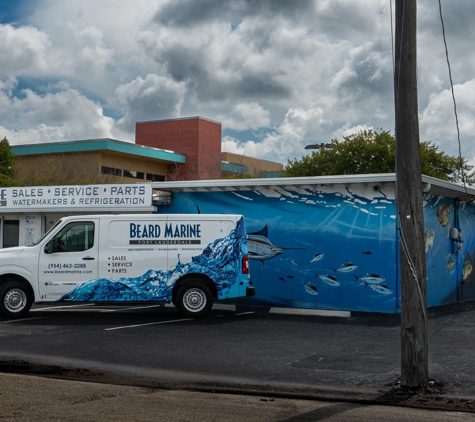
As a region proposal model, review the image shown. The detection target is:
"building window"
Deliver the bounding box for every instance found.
[101,166,122,176]
[145,173,166,182]
[101,166,165,181]
[3,220,20,248]
[123,170,138,178]
[136,172,166,181]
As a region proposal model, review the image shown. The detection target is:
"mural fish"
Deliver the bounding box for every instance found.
[447,256,455,271]
[304,282,318,295]
[335,262,358,273]
[308,253,324,264]
[425,228,435,253]
[247,225,303,265]
[463,253,473,281]
[362,251,372,255]
[368,283,393,295]
[436,203,452,236]
[354,273,385,285]
[316,273,340,287]
[291,259,298,266]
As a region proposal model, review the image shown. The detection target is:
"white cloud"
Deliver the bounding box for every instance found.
[222,107,326,161]
[331,124,375,141]
[420,79,475,163]
[114,74,186,132]
[74,26,114,74]
[0,77,18,97]
[222,135,259,156]
[219,102,271,131]
[0,24,50,75]
[0,85,115,144]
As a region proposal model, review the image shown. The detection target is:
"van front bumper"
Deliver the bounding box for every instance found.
[246,286,255,297]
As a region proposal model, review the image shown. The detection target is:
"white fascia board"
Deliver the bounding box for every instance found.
[152,173,397,192]
[3,207,157,213]
[152,174,475,201]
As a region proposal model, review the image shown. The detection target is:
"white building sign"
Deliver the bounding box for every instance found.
[0,184,152,212]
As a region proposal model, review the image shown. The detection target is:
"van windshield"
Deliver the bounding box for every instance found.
[32,219,64,246]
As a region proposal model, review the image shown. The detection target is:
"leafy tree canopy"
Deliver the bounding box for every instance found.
[0,137,18,187]
[283,129,475,185]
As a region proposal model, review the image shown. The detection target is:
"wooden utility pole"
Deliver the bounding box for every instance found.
[394,0,429,388]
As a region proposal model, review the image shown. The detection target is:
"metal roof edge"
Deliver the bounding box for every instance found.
[421,175,475,200]
[152,174,475,200]
[136,116,221,125]
[152,174,397,190]
[0,207,156,213]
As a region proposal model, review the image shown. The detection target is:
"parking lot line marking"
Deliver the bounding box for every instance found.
[2,317,46,323]
[268,308,351,317]
[235,312,255,316]
[105,318,193,331]
[212,304,236,311]
[100,305,165,313]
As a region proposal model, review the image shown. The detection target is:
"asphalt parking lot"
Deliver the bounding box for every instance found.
[1,302,396,393]
[2,301,475,413]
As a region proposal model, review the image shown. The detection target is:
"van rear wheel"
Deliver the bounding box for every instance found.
[175,282,213,318]
[0,281,33,319]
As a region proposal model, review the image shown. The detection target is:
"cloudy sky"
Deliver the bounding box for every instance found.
[1,0,474,165]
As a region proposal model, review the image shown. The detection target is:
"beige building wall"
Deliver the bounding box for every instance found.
[100,152,169,177]
[15,151,169,184]
[16,152,102,176]
[221,152,284,176]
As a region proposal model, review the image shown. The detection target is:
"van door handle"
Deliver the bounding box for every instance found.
[83,256,95,260]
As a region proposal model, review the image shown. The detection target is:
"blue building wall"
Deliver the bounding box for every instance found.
[423,194,475,307]
[157,183,399,313]
[156,183,475,313]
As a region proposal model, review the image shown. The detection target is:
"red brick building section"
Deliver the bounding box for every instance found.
[135,117,222,181]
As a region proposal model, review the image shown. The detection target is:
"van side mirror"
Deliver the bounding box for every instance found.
[44,239,58,254]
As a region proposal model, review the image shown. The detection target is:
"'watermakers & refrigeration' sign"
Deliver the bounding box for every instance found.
[0,184,152,211]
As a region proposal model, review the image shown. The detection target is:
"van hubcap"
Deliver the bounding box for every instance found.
[183,288,206,312]
[4,289,27,313]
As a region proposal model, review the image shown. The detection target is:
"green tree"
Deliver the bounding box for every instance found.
[284,129,475,185]
[0,137,18,187]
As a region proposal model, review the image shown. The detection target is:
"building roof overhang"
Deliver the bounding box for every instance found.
[151,173,475,201]
[11,138,186,164]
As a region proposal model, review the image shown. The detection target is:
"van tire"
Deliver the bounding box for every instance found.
[0,280,33,319]
[175,282,213,318]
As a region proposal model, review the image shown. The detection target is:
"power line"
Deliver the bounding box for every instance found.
[438,0,468,194]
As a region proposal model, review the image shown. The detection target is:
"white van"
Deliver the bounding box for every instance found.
[0,214,254,318]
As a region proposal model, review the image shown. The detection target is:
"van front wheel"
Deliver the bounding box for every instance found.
[175,282,213,318]
[0,281,33,319]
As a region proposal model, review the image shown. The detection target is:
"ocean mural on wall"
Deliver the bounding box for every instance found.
[156,184,399,313]
[423,193,475,306]
[155,182,475,313]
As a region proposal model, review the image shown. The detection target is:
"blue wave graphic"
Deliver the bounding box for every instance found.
[58,217,247,302]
